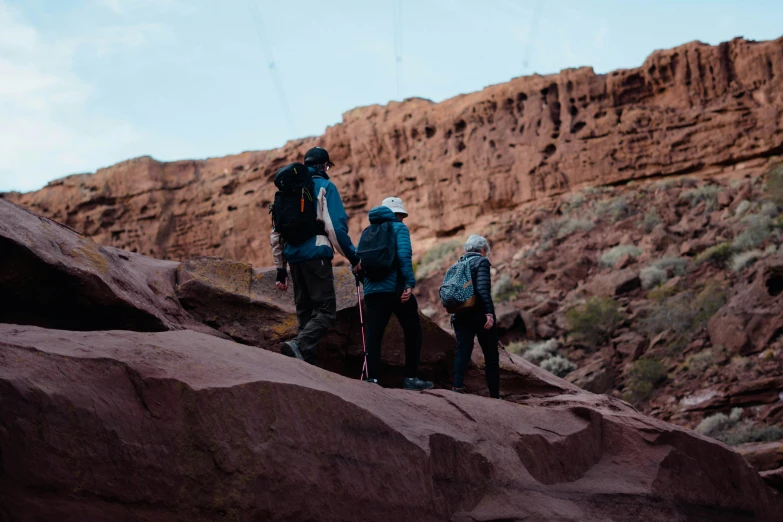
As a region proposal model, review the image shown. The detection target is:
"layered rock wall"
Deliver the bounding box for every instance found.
[5,37,782,267]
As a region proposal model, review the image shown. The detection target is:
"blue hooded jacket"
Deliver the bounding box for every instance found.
[361,206,415,296]
[271,167,360,267]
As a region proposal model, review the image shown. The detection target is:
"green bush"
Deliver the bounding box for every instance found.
[734,199,751,217]
[599,244,643,268]
[566,297,624,347]
[595,195,631,223]
[682,348,714,374]
[539,217,595,241]
[492,274,524,302]
[561,192,586,214]
[730,250,763,272]
[697,408,783,445]
[623,358,667,404]
[764,163,783,206]
[639,209,662,233]
[540,355,576,377]
[693,282,727,326]
[680,185,720,210]
[732,214,771,251]
[694,242,733,267]
[652,256,688,276]
[522,339,560,364]
[641,266,668,289]
[417,240,461,278]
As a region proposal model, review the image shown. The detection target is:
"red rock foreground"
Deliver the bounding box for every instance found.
[1,325,782,522]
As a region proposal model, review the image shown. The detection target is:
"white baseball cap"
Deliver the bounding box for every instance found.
[382,196,407,217]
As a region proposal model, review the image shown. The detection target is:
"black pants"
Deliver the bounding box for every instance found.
[289,259,337,355]
[364,292,422,381]
[453,311,500,398]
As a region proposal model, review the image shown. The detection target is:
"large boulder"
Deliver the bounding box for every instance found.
[0,199,217,336]
[708,258,783,354]
[1,324,781,522]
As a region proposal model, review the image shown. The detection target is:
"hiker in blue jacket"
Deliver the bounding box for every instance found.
[361,197,434,391]
[451,235,500,398]
[271,147,361,363]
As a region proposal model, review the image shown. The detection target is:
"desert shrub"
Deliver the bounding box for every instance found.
[733,214,771,251]
[730,249,763,272]
[652,256,688,276]
[539,217,595,241]
[680,185,720,210]
[693,282,727,326]
[562,192,586,213]
[623,358,667,404]
[764,163,783,206]
[641,266,668,289]
[522,339,559,364]
[697,408,743,436]
[644,281,726,338]
[639,209,662,233]
[505,341,526,356]
[595,195,631,223]
[599,244,643,268]
[694,242,733,267]
[734,199,752,217]
[642,292,695,338]
[540,355,576,377]
[697,408,783,445]
[648,283,678,302]
[492,274,524,302]
[417,240,461,278]
[566,297,624,347]
[683,349,714,373]
[719,423,783,446]
[761,201,779,217]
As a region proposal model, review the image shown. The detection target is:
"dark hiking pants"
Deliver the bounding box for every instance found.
[453,311,500,398]
[364,292,422,381]
[289,258,337,356]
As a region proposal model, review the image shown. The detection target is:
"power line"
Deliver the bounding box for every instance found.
[392,0,403,99]
[521,0,543,71]
[247,0,297,136]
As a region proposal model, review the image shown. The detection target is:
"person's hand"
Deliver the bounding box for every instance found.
[401,288,413,303]
[276,268,288,292]
[484,314,495,330]
[352,261,362,274]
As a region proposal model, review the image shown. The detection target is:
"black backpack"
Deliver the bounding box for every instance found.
[357,221,397,281]
[271,162,324,245]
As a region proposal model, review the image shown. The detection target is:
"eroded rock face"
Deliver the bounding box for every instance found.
[709,258,783,354]
[6,37,783,269]
[1,325,781,522]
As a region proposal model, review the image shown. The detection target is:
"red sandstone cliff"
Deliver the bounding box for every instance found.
[5,37,783,267]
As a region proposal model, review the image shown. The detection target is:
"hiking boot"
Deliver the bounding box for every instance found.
[280,340,304,361]
[452,386,467,394]
[364,378,380,385]
[402,377,434,391]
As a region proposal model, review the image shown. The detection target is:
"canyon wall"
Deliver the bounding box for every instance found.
[4,37,782,267]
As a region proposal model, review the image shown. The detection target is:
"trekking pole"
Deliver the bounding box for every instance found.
[355,273,369,380]
[498,341,517,365]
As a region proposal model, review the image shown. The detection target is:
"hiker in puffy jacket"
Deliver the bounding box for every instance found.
[361,197,434,391]
[271,147,361,363]
[451,234,500,398]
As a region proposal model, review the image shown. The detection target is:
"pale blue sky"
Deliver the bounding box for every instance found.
[1,0,781,192]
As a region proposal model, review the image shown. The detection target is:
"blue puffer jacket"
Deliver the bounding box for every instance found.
[271,168,360,267]
[361,206,415,296]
